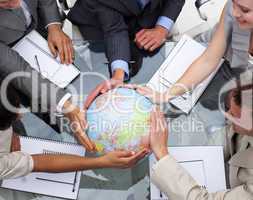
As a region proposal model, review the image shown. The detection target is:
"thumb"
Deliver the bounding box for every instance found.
[117,150,135,158]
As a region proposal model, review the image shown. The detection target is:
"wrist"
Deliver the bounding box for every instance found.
[47,24,61,33]
[96,155,110,168]
[155,25,169,38]
[155,148,169,161]
[163,91,172,103]
[112,69,125,81]
[62,100,75,115]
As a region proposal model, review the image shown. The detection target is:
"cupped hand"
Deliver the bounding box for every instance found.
[101,149,149,169]
[63,101,96,152]
[149,107,169,160]
[84,79,123,109]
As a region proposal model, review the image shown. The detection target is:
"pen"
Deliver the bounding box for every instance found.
[72,171,78,192]
[34,55,41,73]
[36,177,74,185]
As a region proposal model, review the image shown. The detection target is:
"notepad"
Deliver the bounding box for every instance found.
[147,35,224,113]
[1,137,86,200]
[149,146,226,200]
[12,30,80,88]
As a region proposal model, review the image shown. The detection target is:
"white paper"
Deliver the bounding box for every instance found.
[147,35,223,113]
[12,30,80,88]
[2,137,86,200]
[150,146,226,200]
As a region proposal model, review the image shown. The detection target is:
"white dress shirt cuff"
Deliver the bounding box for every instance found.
[156,16,174,32]
[56,93,72,113]
[46,22,62,29]
[111,60,130,81]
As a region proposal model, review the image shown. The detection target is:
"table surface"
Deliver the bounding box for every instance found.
[0,41,226,200]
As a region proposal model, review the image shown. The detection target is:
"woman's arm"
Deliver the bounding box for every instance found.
[32,149,148,172]
[149,108,253,200]
[135,6,229,104]
[165,7,228,99]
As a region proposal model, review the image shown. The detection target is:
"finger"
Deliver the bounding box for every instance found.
[136,87,152,97]
[64,41,71,64]
[78,111,86,131]
[150,109,156,136]
[68,40,75,63]
[150,42,160,52]
[66,40,74,64]
[119,84,139,90]
[144,39,156,51]
[100,80,112,93]
[74,122,95,151]
[139,36,152,49]
[125,149,147,164]
[135,29,146,41]
[75,132,95,151]
[58,46,65,64]
[62,41,70,64]
[117,150,135,158]
[84,83,105,109]
[48,42,57,58]
[136,33,148,47]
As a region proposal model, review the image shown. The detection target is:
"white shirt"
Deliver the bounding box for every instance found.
[0,127,34,180]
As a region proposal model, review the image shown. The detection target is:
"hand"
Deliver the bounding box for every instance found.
[124,84,170,104]
[100,149,149,169]
[47,24,74,65]
[135,26,168,52]
[11,133,21,152]
[150,107,169,161]
[84,78,124,109]
[0,0,21,9]
[63,101,96,152]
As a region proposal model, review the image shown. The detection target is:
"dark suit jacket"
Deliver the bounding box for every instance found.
[0,0,66,111]
[68,0,185,64]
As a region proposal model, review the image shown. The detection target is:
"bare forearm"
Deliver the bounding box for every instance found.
[166,7,227,100]
[167,54,218,98]
[32,154,105,173]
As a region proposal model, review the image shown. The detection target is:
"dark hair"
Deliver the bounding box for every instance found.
[0,80,20,130]
[224,82,253,115]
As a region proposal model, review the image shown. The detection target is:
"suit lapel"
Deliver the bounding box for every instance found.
[0,8,27,31]
[118,0,141,15]
[150,0,161,11]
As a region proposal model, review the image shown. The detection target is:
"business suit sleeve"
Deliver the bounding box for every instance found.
[0,42,67,111]
[37,0,61,26]
[91,1,131,65]
[151,155,253,200]
[161,0,185,22]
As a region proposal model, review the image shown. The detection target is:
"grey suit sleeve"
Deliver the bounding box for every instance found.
[37,0,61,26]
[91,1,131,64]
[0,42,67,112]
[161,0,185,22]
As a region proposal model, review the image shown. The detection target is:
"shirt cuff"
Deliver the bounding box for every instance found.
[56,93,72,113]
[111,60,130,81]
[152,154,172,171]
[156,16,174,32]
[45,22,62,29]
